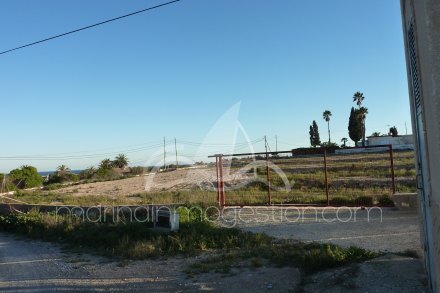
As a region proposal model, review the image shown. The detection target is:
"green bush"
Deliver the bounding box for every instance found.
[377,195,394,207]
[330,196,353,206]
[8,166,43,189]
[130,166,145,175]
[95,168,121,180]
[354,196,374,206]
[46,173,79,185]
[0,173,17,191]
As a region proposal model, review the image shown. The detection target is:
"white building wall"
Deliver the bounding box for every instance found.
[401,0,440,291]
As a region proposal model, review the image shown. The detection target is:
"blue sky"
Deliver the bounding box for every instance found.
[0,0,411,172]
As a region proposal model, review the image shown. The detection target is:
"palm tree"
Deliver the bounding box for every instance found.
[81,166,96,179]
[113,154,129,169]
[352,91,365,108]
[322,110,332,144]
[99,159,113,170]
[56,165,71,175]
[341,137,348,148]
[352,92,368,146]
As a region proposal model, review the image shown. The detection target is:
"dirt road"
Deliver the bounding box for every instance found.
[0,233,185,292]
[0,233,301,292]
[221,208,423,255]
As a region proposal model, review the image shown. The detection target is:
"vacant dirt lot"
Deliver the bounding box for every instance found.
[53,167,249,197]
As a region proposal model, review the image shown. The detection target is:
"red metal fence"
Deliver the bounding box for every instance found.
[209,145,410,208]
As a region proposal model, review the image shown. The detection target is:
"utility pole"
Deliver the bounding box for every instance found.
[405,122,408,135]
[163,137,166,171]
[174,138,178,169]
[264,135,268,153]
[275,135,278,153]
[264,135,272,205]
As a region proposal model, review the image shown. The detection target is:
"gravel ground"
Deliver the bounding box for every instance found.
[0,233,185,292]
[220,207,423,255]
[0,208,428,292]
[219,207,428,292]
[0,233,301,292]
[302,254,428,292]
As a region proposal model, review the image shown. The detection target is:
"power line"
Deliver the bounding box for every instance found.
[177,138,264,146]
[0,137,268,161]
[0,143,165,160]
[0,140,164,158]
[0,0,181,56]
[0,139,266,160]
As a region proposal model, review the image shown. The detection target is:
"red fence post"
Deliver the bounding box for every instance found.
[389,145,396,194]
[324,149,330,206]
[219,155,226,207]
[215,157,221,208]
[265,152,272,205]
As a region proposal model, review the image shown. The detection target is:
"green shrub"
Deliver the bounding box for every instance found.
[9,166,43,189]
[130,166,145,175]
[377,195,394,207]
[245,181,267,191]
[0,173,17,191]
[79,167,96,180]
[354,196,373,206]
[330,197,352,206]
[46,173,79,185]
[95,168,121,180]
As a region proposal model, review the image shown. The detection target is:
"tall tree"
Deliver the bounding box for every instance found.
[352,92,368,146]
[389,126,398,137]
[353,91,365,107]
[312,120,321,147]
[322,110,332,144]
[341,137,348,148]
[113,154,129,169]
[309,121,321,147]
[99,159,113,170]
[56,165,71,175]
[309,125,314,147]
[358,106,368,146]
[348,107,362,145]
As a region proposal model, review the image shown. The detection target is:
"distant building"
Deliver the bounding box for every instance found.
[366,134,414,150]
[335,135,414,155]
